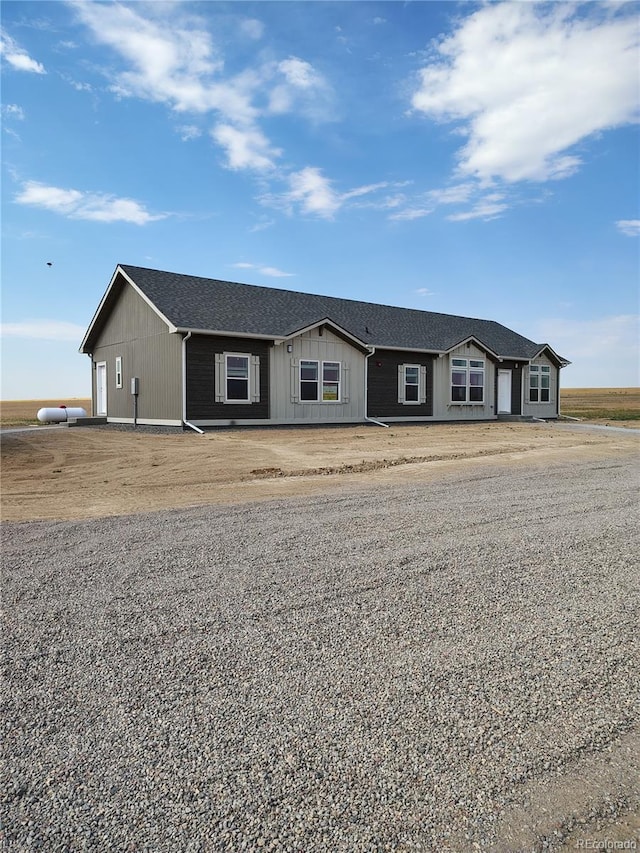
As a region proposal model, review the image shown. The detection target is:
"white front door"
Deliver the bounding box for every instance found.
[96,362,107,415]
[497,369,512,413]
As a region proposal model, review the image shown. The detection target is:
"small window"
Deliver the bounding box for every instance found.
[404,365,420,403]
[115,356,123,389]
[300,360,319,401]
[529,365,551,403]
[322,362,341,402]
[450,357,484,404]
[225,354,250,402]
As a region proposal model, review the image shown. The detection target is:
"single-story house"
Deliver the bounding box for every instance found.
[80,264,570,430]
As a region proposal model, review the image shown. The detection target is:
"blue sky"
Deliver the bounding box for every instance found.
[1,0,638,399]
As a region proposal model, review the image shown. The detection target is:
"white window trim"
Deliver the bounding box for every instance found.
[528,364,551,404]
[224,352,251,404]
[403,364,421,405]
[450,357,485,405]
[322,360,341,403]
[115,356,123,389]
[299,359,342,403]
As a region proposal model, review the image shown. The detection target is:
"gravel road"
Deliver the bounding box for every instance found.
[2,455,639,852]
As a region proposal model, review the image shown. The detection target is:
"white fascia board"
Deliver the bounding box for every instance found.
[531,344,572,367]
[372,345,442,355]
[282,318,368,350]
[79,265,176,352]
[442,336,501,360]
[176,327,281,342]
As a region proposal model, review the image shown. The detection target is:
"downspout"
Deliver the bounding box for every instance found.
[182,331,204,435]
[364,346,390,428]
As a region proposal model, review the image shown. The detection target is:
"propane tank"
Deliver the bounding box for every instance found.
[37,406,87,423]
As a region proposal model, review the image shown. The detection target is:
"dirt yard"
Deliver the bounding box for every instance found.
[1,419,638,523]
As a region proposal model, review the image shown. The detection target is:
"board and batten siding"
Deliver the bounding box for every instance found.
[521,354,559,419]
[186,335,270,422]
[90,281,182,423]
[367,350,434,419]
[432,342,496,420]
[270,327,366,424]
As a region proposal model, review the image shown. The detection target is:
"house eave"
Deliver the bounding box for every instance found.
[175,327,280,342]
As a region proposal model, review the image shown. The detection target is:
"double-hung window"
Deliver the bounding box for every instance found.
[115,356,123,389]
[451,358,484,403]
[225,354,250,402]
[404,365,420,403]
[529,365,550,402]
[300,360,341,402]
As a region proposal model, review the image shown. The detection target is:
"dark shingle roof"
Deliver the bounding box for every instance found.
[113,264,559,361]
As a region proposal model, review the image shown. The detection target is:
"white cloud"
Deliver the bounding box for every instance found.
[70,1,240,115]
[285,167,342,218]
[414,287,436,297]
[230,262,294,278]
[412,3,639,183]
[0,319,86,342]
[616,219,640,237]
[0,30,46,73]
[389,206,433,222]
[447,194,508,222]
[248,217,275,233]
[70,3,332,174]
[15,181,166,225]
[178,124,202,141]
[428,184,475,205]
[390,183,507,222]
[239,18,264,40]
[273,168,397,219]
[2,103,25,120]
[212,124,280,171]
[529,315,640,387]
[268,56,333,119]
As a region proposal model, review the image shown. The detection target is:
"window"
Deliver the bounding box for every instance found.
[115,356,123,389]
[300,360,319,401]
[450,357,484,403]
[299,360,341,402]
[225,354,250,402]
[322,361,341,402]
[404,365,420,403]
[529,364,550,403]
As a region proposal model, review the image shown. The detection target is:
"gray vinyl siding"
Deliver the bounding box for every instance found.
[432,342,496,420]
[368,350,433,418]
[522,355,559,418]
[90,282,182,423]
[270,328,366,424]
[186,335,270,421]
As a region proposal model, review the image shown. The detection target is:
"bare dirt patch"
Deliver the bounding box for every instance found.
[1,421,638,523]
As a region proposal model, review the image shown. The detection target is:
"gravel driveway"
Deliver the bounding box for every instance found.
[2,456,639,852]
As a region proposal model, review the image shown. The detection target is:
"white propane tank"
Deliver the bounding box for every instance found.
[37,406,87,423]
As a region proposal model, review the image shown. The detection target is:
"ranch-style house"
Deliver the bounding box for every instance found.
[80,265,570,430]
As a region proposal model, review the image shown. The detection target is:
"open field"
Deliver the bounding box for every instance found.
[560,387,640,424]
